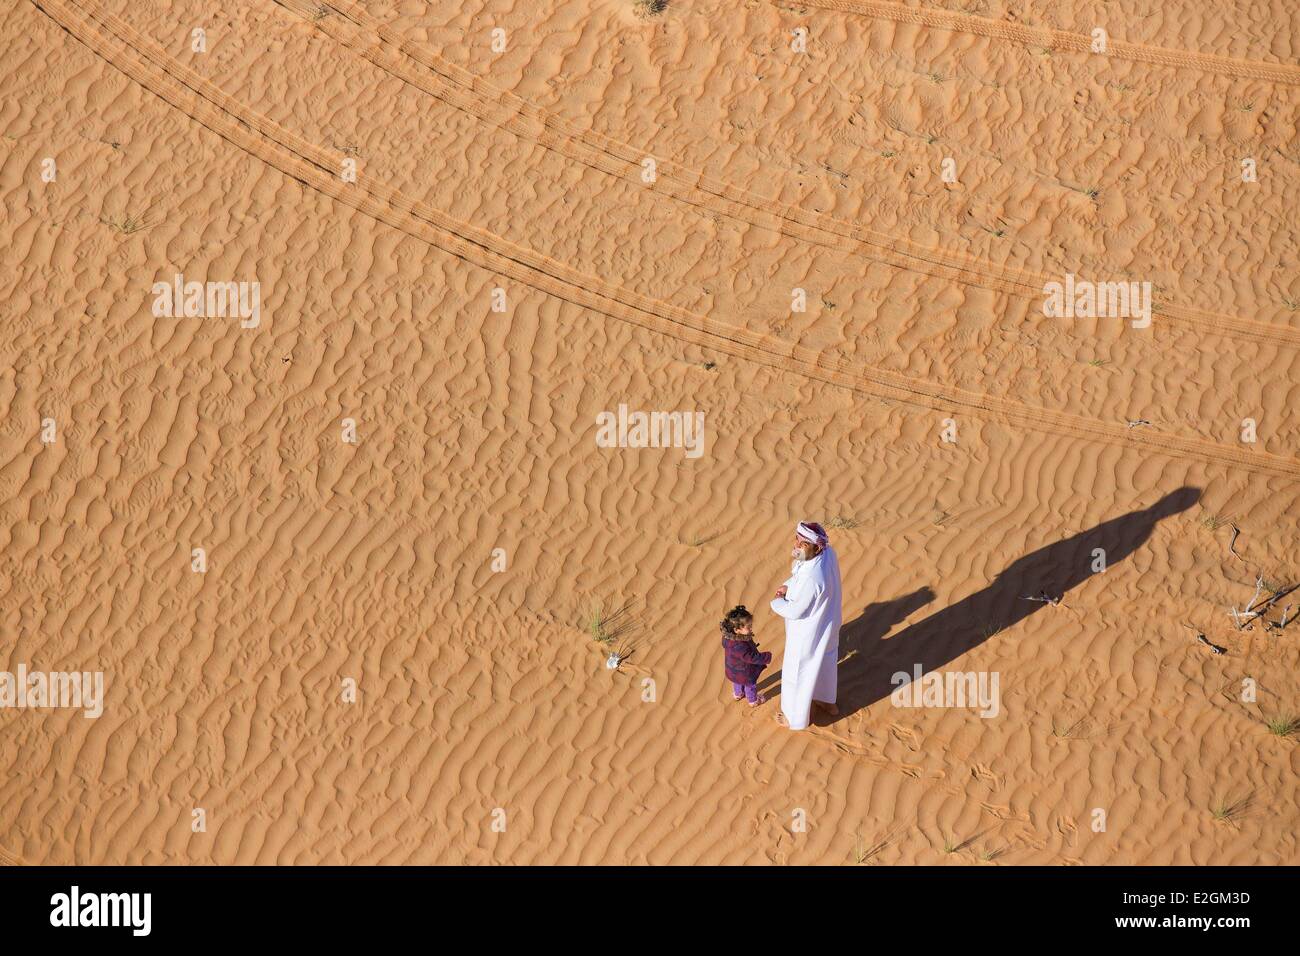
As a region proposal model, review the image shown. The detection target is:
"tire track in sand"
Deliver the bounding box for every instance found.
[274,0,1300,350]
[782,0,1300,86]
[32,0,1300,480]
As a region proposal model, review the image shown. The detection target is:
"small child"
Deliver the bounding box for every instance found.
[720,605,771,706]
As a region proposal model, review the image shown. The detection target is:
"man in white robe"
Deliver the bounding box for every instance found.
[771,521,842,730]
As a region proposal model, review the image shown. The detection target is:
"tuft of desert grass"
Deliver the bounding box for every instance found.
[1200,512,1228,532]
[1210,795,1251,823]
[826,515,859,530]
[1264,713,1298,737]
[681,530,720,547]
[1050,716,1089,739]
[853,837,882,865]
[99,212,148,235]
[852,827,902,865]
[633,0,667,17]
[583,599,636,646]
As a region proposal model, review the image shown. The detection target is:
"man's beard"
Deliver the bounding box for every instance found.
[791,548,806,574]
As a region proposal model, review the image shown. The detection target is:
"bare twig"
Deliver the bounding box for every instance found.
[1020,590,1062,607]
[1249,582,1297,615]
[1246,575,1264,613]
[1182,623,1225,655]
[1225,575,1298,630]
[1198,634,1227,655]
[1228,576,1265,629]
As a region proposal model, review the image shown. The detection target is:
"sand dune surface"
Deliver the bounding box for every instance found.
[1,0,1297,864]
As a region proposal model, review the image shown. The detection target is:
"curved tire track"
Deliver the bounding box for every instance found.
[32,0,1300,480]
[786,0,1300,86]
[277,0,1300,350]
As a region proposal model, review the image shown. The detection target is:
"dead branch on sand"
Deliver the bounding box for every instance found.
[1020,590,1065,608]
[1182,623,1226,655]
[1197,634,1227,655]
[1227,574,1298,632]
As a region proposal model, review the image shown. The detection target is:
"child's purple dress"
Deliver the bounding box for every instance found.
[722,627,771,703]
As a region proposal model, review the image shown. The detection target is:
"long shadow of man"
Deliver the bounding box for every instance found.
[765,486,1200,723]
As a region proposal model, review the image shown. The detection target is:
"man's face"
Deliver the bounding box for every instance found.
[793,534,820,561]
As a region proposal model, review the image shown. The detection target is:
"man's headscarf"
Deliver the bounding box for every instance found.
[796,521,829,548]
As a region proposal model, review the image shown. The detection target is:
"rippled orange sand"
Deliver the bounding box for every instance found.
[1,0,1297,864]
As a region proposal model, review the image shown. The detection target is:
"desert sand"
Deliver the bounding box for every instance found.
[1,0,1297,865]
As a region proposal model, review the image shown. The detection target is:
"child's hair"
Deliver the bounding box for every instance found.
[720,605,754,635]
